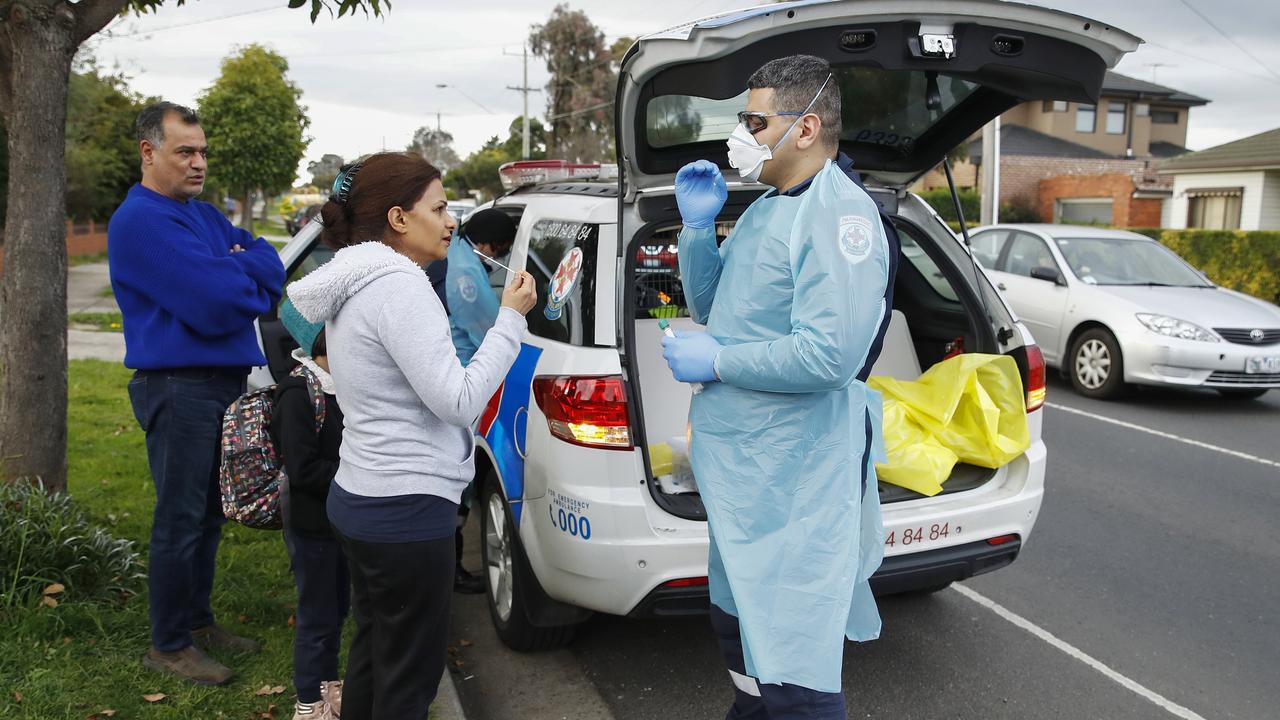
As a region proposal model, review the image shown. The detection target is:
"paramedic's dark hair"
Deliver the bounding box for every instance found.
[319,152,443,250]
[135,101,200,147]
[747,55,841,150]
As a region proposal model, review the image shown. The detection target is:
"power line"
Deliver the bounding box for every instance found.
[99,4,286,40]
[1176,0,1280,83]
[1145,41,1280,87]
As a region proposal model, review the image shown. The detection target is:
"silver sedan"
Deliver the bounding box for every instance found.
[968,224,1280,400]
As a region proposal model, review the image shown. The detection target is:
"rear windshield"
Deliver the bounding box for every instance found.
[646,67,979,155]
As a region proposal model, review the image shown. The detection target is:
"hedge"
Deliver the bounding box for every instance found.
[1127,229,1280,306]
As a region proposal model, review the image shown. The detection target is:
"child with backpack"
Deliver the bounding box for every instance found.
[272,299,348,720]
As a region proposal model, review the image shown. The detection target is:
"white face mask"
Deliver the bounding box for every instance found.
[725,73,834,184]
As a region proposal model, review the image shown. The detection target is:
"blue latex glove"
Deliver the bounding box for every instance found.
[675,160,728,230]
[662,330,723,384]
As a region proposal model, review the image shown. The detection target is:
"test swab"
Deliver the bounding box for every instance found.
[471,246,519,275]
[658,319,704,394]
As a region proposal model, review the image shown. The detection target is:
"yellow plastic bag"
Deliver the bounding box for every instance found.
[869,354,1031,496]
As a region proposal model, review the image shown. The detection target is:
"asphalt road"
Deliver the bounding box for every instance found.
[449,378,1279,719]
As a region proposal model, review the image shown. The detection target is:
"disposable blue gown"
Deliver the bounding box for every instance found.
[679,160,890,693]
[446,236,501,365]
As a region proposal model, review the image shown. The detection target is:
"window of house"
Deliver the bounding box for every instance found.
[1054,198,1113,225]
[1076,104,1096,133]
[1042,100,1068,112]
[1106,102,1126,134]
[1150,107,1179,124]
[1186,189,1243,230]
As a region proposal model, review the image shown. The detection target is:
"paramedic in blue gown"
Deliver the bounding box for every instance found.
[443,208,518,593]
[662,55,900,719]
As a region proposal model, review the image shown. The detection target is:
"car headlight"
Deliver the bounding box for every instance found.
[1135,313,1219,342]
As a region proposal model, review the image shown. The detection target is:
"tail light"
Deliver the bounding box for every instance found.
[661,576,709,588]
[987,534,1019,546]
[532,375,632,450]
[1025,344,1046,412]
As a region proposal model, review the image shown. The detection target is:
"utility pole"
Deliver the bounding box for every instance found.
[980,116,1001,226]
[505,44,541,159]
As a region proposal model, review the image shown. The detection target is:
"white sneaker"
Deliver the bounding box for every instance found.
[321,680,343,717]
[292,700,336,720]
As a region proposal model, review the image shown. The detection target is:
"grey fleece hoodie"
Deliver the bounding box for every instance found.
[287,241,525,503]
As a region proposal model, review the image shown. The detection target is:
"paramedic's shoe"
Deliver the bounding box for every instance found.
[321,680,343,716]
[454,567,485,594]
[292,700,337,720]
[192,624,262,654]
[142,645,233,686]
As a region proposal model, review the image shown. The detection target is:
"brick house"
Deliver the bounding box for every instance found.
[915,71,1208,226]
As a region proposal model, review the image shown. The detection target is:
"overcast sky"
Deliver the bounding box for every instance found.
[88,0,1280,183]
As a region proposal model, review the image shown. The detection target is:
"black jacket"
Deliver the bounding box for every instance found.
[270,374,343,537]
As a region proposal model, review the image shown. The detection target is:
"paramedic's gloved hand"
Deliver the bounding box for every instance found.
[662,330,723,384]
[675,160,728,230]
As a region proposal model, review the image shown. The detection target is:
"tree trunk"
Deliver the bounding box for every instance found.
[240,189,254,235]
[258,190,269,224]
[0,16,75,491]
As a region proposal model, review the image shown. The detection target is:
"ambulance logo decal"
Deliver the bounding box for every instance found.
[839,215,874,263]
[457,275,478,303]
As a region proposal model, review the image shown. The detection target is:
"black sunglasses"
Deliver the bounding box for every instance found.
[737,110,806,135]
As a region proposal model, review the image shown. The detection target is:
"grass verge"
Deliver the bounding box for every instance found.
[68,312,123,332]
[1,361,311,719]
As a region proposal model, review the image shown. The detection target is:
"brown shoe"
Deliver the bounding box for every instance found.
[192,624,262,654]
[142,646,234,686]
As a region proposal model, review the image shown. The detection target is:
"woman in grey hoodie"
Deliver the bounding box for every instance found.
[288,152,536,719]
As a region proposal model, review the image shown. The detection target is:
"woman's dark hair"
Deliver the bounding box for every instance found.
[320,152,443,250]
[311,328,327,358]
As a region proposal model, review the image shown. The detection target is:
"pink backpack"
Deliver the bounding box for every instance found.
[218,366,325,530]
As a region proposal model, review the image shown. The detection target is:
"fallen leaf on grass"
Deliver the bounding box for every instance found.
[39,595,58,609]
[85,710,116,719]
[13,691,23,703]
[255,703,278,719]
[254,685,286,696]
[43,583,65,596]
[287,614,295,628]
[142,693,166,703]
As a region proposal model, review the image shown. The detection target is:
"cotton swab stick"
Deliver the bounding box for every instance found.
[658,319,704,394]
[471,246,519,275]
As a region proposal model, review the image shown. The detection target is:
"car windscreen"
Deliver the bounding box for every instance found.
[645,67,979,157]
[1053,237,1211,287]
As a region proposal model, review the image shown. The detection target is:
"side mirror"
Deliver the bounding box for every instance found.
[1030,266,1066,286]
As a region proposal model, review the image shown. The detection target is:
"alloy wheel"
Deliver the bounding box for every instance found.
[484,493,514,623]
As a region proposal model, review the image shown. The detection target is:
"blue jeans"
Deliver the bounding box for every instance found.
[284,528,350,703]
[128,368,245,652]
[710,606,848,719]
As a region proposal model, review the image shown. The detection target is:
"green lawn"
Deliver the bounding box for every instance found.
[68,312,123,332]
[0,361,317,718]
[256,218,289,237]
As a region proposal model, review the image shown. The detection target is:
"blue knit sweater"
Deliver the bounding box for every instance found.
[107,184,285,370]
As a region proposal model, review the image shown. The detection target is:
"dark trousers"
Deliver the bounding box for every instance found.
[128,368,245,652]
[284,528,350,704]
[335,530,454,720]
[710,606,848,720]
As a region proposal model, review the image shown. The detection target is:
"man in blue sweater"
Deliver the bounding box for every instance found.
[109,102,285,685]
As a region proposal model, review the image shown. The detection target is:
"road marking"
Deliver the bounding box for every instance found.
[1046,401,1280,469]
[952,584,1208,720]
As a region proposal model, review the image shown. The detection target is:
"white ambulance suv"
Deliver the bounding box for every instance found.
[259,0,1137,650]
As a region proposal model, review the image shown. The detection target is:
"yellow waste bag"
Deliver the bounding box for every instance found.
[869,354,1031,496]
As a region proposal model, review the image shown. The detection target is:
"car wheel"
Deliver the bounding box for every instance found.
[1216,388,1269,400]
[479,473,576,651]
[1070,328,1126,399]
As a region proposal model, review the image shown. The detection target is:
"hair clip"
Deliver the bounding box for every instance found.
[330,162,363,205]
